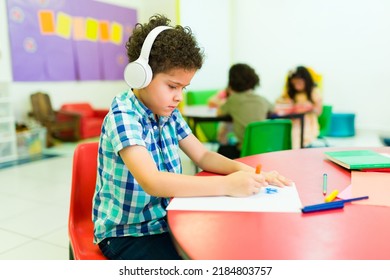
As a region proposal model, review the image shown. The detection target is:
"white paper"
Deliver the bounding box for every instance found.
[167,184,302,213]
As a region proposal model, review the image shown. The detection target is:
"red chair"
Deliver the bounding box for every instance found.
[68,142,107,260]
[30,92,81,147]
[60,103,108,140]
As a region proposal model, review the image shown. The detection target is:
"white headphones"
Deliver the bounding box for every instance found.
[124,25,173,89]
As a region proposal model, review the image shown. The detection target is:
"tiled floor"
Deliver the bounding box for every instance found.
[0,129,385,260]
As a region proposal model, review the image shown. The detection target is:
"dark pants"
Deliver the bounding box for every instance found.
[98,232,182,260]
[217,144,241,159]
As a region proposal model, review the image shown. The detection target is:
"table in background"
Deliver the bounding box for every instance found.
[182,105,231,138]
[182,105,305,148]
[167,147,390,259]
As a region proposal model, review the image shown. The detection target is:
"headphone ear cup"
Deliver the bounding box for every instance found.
[124,57,153,89]
[124,26,172,89]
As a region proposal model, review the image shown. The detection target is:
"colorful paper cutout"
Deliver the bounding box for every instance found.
[56,12,72,39]
[86,17,99,41]
[99,21,110,42]
[38,10,55,34]
[72,17,85,40]
[6,0,137,81]
[110,22,123,45]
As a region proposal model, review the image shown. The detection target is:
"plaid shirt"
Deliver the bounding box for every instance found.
[93,89,191,244]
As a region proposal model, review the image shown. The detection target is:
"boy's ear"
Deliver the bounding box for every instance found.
[124,26,172,89]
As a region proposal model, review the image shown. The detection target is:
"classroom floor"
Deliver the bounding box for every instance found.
[0,130,385,260]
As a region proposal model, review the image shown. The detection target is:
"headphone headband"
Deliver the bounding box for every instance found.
[139,26,172,61]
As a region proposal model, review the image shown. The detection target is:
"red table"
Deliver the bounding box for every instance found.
[167,147,390,259]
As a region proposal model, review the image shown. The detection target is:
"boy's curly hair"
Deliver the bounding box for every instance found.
[228,63,260,92]
[126,14,204,75]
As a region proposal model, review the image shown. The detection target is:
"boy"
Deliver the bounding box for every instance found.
[216,63,275,158]
[93,14,292,260]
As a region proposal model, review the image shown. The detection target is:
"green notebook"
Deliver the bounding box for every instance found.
[324,150,390,170]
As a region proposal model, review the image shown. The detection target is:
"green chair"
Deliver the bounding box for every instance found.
[185,90,219,142]
[240,119,292,157]
[186,89,219,105]
[318,105,332,138]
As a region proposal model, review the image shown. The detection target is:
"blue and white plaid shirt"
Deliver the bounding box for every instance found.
[93,89,191,244]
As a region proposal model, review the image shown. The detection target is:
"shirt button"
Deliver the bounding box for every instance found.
[153,126,158,130]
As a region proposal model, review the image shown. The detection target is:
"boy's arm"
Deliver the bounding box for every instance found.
[119,141,265,198]
[180,134,292,187]
[216,99,229,116]
[180,134,252,174]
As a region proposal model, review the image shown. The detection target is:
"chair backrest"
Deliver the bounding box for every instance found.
[240,119,292,157]
[60,103,94,117]
[186,89,219,105]
[30,92,56,123]
[318,105,332,138]
[186,90,220,142]
[68,142,107,259]
[307,67,323,89]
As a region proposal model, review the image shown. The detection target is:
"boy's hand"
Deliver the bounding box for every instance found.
[224,171,268,197]
[263,170,293,187]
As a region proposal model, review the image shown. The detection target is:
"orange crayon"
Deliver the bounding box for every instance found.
[256,164,262,174]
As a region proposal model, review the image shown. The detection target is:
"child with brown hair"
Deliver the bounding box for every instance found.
[92,15,292,260]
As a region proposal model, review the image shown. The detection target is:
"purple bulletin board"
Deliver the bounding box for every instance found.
[6,0,137,81]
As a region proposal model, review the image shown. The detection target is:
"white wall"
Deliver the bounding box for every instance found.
[96,0,177,26]
[0,0,175,122]
[2,0,389,133]
[137,0,177,24]
[231,0,390,132]
[180,0,390,133]
[180,0,233,91]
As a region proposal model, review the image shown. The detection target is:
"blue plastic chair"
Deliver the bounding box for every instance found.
[328,113,355,137]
